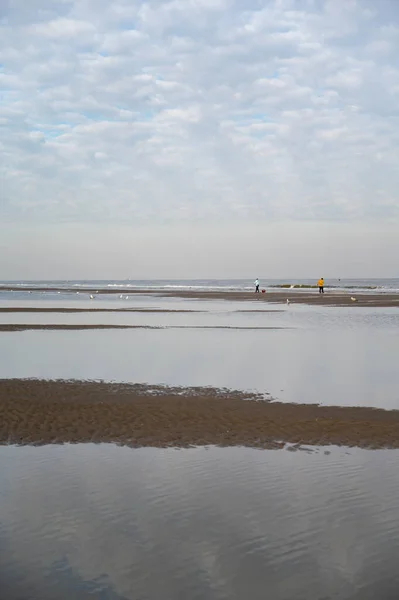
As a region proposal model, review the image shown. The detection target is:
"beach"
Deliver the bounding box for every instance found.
[2,283,399,306]
[158,289,399,307]
[2,280,399,598]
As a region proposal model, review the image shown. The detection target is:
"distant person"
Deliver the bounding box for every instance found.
[318,278,325,294]
[255,279,260,293]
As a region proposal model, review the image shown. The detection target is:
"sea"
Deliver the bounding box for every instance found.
[1,277,399,293]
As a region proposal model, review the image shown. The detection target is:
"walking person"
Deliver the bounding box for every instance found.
[318,277,325,294]
[255,278,260,293]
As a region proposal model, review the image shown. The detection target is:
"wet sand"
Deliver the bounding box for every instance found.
[0,307,201,313]
[148,290,399,307]
[0,324,161,331]
[1,286,399,306]
[0,324,285,332]
[1,379,399,450]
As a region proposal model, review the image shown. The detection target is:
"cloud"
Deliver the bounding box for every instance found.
[30,17,96,38]
[1,0,399,225]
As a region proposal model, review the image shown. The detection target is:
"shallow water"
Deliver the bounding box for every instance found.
[1,444,399,600]
[2,294,399,599]
[0,320,398,409]
[0,296,399,409]
[0,305,287,328]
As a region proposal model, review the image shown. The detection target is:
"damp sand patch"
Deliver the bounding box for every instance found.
[1,380,399,450]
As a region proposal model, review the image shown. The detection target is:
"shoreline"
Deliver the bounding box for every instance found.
[1,379,399,450]
[1,287,399,306]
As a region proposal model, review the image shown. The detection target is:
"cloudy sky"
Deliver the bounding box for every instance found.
[1,0,399,278]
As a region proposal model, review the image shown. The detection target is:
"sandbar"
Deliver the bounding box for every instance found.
[0,324,286,332]
[1,379,399,450]
[0,307,200,313]
[1,286,399,307]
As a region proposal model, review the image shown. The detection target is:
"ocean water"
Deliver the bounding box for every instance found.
[1,277,399,293]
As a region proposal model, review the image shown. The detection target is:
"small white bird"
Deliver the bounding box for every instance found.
[119,295,123,299]
[76,292,79,294]
[125,296,129,300]
[350,297,357,302]
[90,295,94,300]
[286,299,290,305]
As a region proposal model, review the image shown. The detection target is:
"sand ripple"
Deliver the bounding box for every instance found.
[1,380,399,450]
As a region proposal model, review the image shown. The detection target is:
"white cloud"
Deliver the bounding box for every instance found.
[30,17,96,38]
[1,0,399,228]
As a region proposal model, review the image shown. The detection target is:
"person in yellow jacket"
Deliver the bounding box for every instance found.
[318,278,325,294]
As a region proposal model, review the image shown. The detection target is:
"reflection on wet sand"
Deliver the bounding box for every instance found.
[2,379,399,450]
[1,444,399,600]
[0,323,398,410]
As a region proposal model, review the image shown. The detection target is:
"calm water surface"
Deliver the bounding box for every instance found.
[0,304,398,408]
[1,444,399,600]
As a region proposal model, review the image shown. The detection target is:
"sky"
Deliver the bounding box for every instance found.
[1,0,399,279]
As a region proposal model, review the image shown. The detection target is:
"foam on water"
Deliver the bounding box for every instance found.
[2,277,399,293]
